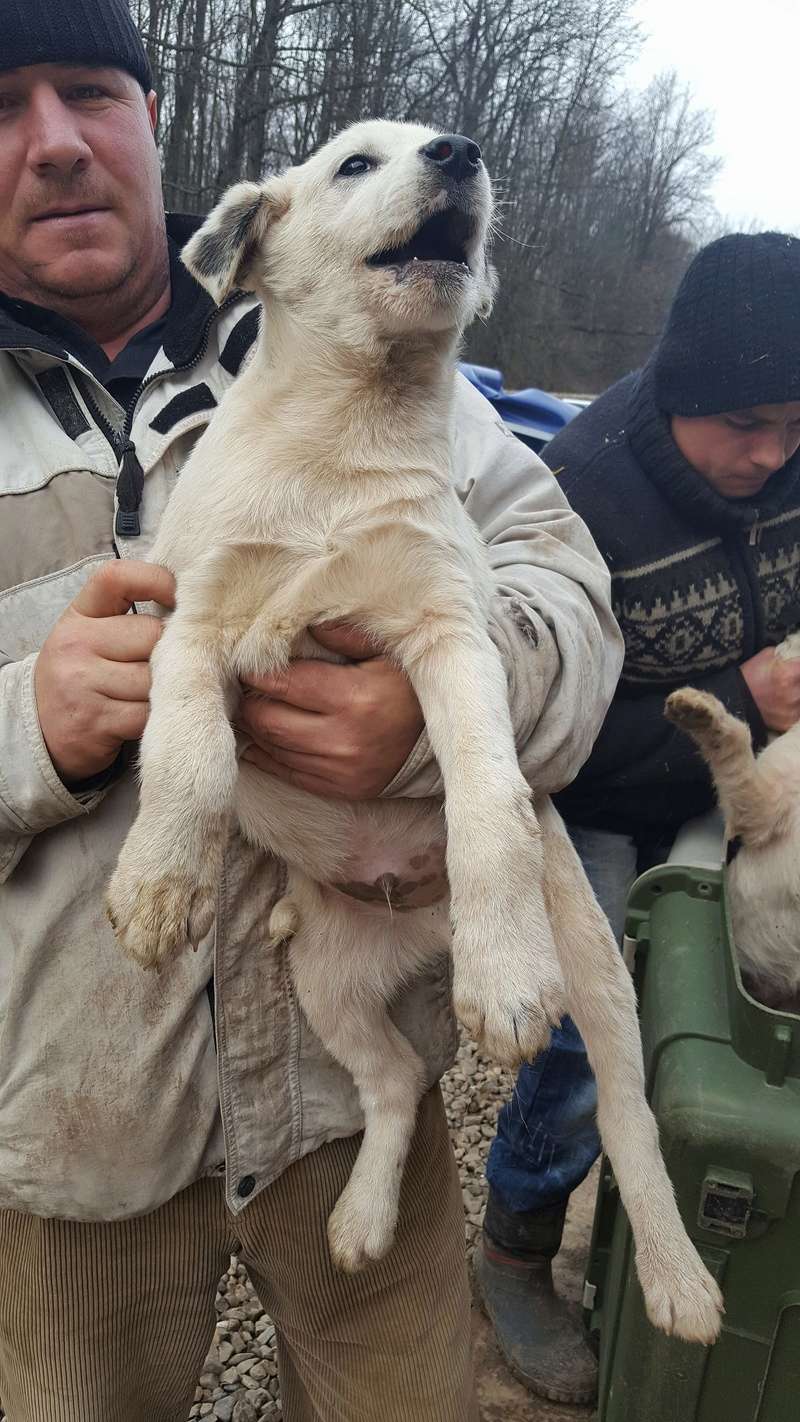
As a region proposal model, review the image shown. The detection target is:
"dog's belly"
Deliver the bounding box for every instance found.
[236,761,448,909]
[334,836,448,911]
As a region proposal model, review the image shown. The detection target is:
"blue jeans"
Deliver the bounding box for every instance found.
[485,825,638,1215]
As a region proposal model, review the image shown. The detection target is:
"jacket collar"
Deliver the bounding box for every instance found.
[0,213,226,374]
[626,357,800,534]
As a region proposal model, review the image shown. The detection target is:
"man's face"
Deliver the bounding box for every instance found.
[0,63,164,307]
[671,402,800,499]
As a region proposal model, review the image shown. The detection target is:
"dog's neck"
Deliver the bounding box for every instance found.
[246,305,461,482]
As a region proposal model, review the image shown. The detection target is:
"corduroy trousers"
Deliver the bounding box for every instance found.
[0,1087,477,1422]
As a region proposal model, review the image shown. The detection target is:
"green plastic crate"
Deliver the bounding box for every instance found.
[584,864,800,1422]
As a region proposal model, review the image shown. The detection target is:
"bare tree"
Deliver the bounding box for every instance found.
[134,0,723,393]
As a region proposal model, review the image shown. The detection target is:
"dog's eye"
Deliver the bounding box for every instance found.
[337,155,374,178]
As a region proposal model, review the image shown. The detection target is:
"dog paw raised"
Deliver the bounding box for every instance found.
[327,1184,397,1273]
[664,688,722,736]
[637,1244,724,1345]
[107,861,217,970]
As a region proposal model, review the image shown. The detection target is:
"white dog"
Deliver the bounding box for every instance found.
[666,633,800,1010]
[107,120,722,1342]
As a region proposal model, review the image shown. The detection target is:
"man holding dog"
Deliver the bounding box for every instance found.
[0,3,624,1418]
[476,230,800,1404]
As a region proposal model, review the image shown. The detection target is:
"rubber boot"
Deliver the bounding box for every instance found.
[472,1191,598,1405]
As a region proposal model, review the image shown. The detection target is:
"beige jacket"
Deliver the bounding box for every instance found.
[0,258,622,1221]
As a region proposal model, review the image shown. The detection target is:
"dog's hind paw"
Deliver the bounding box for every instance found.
[664,687,724,735]
[637,1244,724,1346]
[327,1186,397,1274]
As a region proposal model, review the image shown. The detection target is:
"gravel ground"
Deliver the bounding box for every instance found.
[188,1033,598,1422]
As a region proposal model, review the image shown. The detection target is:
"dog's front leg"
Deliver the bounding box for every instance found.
[107,615,237,970]
[401,622,565,1066]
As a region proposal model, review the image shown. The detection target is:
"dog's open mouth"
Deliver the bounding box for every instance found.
[366,208,474,272]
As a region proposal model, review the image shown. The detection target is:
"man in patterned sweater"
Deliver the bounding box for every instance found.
[476,231,800,1404]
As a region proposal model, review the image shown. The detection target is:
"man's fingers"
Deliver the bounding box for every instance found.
[95,660,152,703]
[242,659,362,714]
[310,621,382,660]
[106,700,150,744]
[86,613,165,661]
[72,560,176,618]
[238,696,326,753]
[242,745,340,798]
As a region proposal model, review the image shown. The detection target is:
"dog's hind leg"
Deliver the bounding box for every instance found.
[665,688,785,844]
[538,799,724,1345]
[286,874,433,1272]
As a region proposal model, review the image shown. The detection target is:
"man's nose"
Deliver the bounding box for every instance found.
[751,429,789,473]
[26,87,92,177]
[419,134,482,182]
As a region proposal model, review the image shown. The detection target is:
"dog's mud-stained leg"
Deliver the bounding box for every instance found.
[537,798,724,1345]
[394,615,566,1065]
[107,607,237,969]
[665,688,788,843]
[107,544,273,969]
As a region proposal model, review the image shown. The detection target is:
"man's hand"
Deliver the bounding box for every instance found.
[239,623,424,798]
[34,560,175,783]
[741,644,800,733]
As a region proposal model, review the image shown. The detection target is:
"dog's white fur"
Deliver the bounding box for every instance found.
[107,120,722,1341]
[666,633,800,1010]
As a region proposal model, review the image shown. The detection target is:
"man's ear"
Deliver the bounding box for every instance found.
[181,176,291,305]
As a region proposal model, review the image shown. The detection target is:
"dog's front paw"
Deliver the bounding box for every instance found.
[107,862,217,970]
[664,688,723,736]
[327,1182,397,1273]
[453,954,564,1068]
[637,1242,724,1345]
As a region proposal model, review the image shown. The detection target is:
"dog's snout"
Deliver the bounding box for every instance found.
[420,134,482,182]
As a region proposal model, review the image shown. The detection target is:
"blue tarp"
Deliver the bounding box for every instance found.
[458,363,577,448]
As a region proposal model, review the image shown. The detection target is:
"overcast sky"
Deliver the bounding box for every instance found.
[626,0,799,235]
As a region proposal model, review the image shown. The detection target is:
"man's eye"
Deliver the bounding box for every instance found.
[337,155,374,177]
[726,417,758,432]
[69,87,107,101]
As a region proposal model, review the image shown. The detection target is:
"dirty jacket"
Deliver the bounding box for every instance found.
[0,216,622,1222]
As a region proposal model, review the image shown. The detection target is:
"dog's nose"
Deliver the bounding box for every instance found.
[420,134,482,182]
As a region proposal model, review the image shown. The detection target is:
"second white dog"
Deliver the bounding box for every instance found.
[108,120,722,1342]
[667,633,800,1010]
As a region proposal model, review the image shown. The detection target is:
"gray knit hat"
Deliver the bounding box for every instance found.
[654,231,800,416]
[0,0,152,91]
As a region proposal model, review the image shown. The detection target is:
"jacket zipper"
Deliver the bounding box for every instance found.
[74,292,245,539]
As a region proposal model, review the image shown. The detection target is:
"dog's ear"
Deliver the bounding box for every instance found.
[182,177,291,305]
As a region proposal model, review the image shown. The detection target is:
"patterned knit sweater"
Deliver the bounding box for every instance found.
[549,360,800,844]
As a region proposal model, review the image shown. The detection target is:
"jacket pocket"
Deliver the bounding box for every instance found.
[0,554,113,661]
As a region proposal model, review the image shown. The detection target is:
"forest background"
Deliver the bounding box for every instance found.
[134,0,726,394]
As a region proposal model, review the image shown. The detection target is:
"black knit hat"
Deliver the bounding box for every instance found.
[653,231,800,416]
[0,0,152,92]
